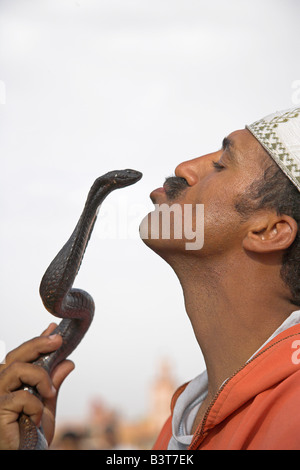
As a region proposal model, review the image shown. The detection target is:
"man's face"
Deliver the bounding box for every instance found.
[140,129,270,259]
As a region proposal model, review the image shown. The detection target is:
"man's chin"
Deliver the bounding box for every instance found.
[139,212,160,252]
[139,212,153,242]
[138,212,186,255]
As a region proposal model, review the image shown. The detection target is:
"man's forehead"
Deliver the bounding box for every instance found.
[225,128,262,150]
[223,128,272,169]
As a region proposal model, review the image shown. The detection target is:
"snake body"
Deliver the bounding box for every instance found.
[18,169,142,450]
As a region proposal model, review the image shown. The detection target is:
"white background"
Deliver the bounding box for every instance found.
[0,0,300,424]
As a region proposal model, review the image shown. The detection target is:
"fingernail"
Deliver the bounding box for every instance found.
[48,334,59,340]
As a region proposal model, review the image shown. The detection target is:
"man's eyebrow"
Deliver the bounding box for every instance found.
[222,137,234,151]
[221,137,237,163]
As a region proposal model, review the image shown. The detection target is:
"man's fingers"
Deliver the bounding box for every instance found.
[0,390,46,450]
[0,362,56,399]
[0,390,44,427]
[51,360,75,392]
[0,323,76,450]
[44,360,75,418]
[3,333,62,367]
[40,323,58,337]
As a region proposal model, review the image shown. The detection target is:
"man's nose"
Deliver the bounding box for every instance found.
[175,152,219,186]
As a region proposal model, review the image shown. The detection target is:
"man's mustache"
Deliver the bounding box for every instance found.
[163,176,189,200]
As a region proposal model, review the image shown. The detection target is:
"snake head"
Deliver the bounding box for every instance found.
[101,169,143,188]
[87,169,142,206]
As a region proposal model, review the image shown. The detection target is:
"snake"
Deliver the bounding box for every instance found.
[17,169,142,450]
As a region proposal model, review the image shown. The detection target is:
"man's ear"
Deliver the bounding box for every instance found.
[242,213,298,253]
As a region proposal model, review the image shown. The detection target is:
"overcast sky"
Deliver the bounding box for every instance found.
[0,0,299,424]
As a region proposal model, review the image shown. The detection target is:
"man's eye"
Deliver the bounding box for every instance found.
[212,160,225,171]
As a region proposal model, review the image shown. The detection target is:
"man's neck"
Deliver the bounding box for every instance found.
[169,253,295,400]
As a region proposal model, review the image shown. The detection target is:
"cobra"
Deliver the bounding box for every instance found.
[18,169,142,450]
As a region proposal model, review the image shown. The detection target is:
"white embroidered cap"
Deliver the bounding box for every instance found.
[246,107,300,192]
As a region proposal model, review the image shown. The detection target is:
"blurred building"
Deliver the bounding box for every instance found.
[51,358,177,450]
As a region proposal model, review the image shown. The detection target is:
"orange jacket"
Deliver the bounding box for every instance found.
[153,324,300,450]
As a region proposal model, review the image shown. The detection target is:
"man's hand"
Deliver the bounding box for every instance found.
[0,323,74,450]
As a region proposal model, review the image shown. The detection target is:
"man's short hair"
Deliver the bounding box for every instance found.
[235,157,300,307]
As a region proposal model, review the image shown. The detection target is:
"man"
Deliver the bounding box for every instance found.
[0,107,299,450]
[142,106,300,450]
